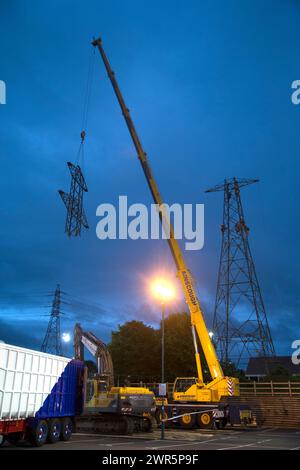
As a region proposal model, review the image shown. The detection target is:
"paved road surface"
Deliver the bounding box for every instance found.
[2,427,300,450]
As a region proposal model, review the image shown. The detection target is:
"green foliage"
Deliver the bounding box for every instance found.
[108,320,160,379]
[109,312,199,381]
[108,315,300,384]
[164,312,197,381]
[221,361,246,380]
[266,365,292,381]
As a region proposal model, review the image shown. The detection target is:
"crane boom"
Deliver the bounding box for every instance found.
[92,37,224,384]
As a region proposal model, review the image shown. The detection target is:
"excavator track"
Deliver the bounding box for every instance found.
[75,414,152,435]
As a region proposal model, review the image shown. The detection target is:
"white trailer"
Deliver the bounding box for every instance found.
[0,342,84,446]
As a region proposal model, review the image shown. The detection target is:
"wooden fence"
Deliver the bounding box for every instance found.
[130,381,300,427]
[131,381,300,397]
[239,381,300,397]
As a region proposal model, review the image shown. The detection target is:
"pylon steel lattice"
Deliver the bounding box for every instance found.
[41,284,63,356]
[206,177,275,368]
[59,161,88,236]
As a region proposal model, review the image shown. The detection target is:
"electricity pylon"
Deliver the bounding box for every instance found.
[59,160,89,236]
[41,284,63,356]
[206,177,275,368]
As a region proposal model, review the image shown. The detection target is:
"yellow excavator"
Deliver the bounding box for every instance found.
[74,324,155,433]
[92,38,252,429]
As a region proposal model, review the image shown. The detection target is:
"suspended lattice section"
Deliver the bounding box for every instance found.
[59,161,88,237]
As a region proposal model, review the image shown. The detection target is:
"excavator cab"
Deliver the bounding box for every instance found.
[97,380,108,393]
[74,323,156,422]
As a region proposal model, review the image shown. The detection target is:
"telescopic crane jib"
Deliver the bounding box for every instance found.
[92,37,239,403]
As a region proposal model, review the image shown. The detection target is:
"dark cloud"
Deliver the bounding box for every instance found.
[0,1,299,361]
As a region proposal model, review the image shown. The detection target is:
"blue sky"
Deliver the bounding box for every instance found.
[0,0,299,360]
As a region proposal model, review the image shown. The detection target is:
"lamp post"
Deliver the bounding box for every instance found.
[161,300,165,439]
[151,278,175,440]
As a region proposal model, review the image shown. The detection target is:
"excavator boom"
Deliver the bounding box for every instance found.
[74,323,114,387]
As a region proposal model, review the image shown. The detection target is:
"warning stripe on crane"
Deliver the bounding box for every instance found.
[227,379,234,396]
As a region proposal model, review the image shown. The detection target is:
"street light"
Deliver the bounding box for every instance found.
[151,278,175,440]
[151,278,175,302]
[62,332,71,343]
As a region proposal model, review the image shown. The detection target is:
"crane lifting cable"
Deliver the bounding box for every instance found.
[58,48,95,236]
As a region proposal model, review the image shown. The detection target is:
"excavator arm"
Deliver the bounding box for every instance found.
[74,323,114,387]
[92,38,240,400]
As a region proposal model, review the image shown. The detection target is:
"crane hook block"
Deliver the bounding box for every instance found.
[80,130,86,142]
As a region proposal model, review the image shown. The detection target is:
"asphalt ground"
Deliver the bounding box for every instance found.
[2,427,300,450]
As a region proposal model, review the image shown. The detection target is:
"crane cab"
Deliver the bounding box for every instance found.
[172,376,240,403]
[173,377,214,402]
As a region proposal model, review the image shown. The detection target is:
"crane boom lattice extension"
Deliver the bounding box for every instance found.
[41,284,63,356]
[59,161,89,236]
[206,177,275,368]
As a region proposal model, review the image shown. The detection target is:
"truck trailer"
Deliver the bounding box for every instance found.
[0,342,84,446]
[0,342,155,447]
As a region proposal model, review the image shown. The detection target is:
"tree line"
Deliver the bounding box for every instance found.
[109,312,201,382]
[85,312,296,383]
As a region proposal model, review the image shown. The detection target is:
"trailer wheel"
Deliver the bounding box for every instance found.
[0,435,5,447]
[29,420,48,447]
[48,419,62,444]
[179,413,195,429]
[197,412,213,429]
[60,417,73,441]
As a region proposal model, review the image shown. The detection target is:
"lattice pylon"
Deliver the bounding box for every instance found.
[41,285,63,356]
[206,177,275,368]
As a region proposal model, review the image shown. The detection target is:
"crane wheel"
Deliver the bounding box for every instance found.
[179,413,195,429]
[155,409,169,427]
[197,412,213,429]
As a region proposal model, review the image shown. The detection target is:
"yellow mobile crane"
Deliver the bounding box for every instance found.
[92,38,252,429]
